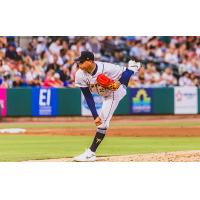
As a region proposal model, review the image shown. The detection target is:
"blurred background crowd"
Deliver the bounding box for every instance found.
[0,36,200,88]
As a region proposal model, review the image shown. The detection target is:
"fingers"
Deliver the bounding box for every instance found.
[95,120,102,126]
[108,81,121,91]
[94,117,102,126]
[95,121,102,126]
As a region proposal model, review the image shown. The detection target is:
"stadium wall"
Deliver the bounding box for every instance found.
[57,88,81,116]
[152,88,174,114]
[7,88,32,116]
[0,87,199,117]
[198,89,200,114]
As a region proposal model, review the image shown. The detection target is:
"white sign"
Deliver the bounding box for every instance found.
[81,93,103,116]
[174,86,198,114]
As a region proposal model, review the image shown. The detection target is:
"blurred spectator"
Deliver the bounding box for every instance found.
[161,67,177,87]
[129,67,147,88]
[86,37,101,56]
[43,69,56,87]
[43,70,63,88]
[149,65,162,87]
[5,42,18,60]
[164,43,179,65]
[190,73,200,87]
[24,42,37,60]
[0,58,11,77]
[49,38,63,55]
[0,36,200,88]
[58,65,72,86]
[12,73,23,87]
[25,66,39,86]
[2,74,12,88]
[36,37,47,56]
[16,47,23,62]
[179,71,194,86]
[129,40,144,58]
[0,77,7,88]
[53,73,63,88]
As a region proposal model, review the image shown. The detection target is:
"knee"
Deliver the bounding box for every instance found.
[98,120,110,129]
[97,122,109,134]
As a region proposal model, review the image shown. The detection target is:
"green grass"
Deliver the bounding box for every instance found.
[1,121,200,129]
[0,135,200,161]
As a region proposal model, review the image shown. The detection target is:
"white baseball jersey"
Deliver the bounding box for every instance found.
[75,61,128,131]
[75,61,126,97]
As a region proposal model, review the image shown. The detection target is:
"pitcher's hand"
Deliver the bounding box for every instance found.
[94,116,102,126]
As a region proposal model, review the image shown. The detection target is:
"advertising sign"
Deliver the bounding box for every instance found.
[32,88,58,116]
[0,88,7,117]
[130,88,152,114]
[81,93,103,116]
[174,87,198,114]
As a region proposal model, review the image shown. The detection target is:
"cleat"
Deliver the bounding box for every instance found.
[127,60,141,73]
[73,148,96,162]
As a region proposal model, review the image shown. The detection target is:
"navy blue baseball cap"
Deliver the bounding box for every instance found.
[75,51,94,63]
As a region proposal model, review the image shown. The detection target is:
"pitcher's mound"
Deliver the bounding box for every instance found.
[27,150,200,162]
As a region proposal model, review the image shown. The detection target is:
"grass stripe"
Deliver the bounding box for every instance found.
[0,135,200,161]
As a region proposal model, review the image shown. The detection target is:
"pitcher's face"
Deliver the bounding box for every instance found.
[78,60,93,71]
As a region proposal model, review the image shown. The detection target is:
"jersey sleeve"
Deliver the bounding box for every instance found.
[75,70,88,87]
[80,87,98,119]
[119,68,134,87]
[104,63,126,81]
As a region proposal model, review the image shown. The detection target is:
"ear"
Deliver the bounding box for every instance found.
[88,60,93,64]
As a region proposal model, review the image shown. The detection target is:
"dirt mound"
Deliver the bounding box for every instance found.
[26,151,200,162]
[98,151,200,162]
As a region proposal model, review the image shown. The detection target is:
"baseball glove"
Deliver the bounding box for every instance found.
[96,74,120,91]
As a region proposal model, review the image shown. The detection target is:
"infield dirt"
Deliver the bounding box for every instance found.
[27,150,200,162]
[1,115,200,137]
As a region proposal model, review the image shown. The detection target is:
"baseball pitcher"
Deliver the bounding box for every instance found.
[73,51,141,161]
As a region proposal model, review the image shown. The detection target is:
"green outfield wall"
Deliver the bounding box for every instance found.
[198,89,200,114]
[114,89,130,115]
[57,88,81,116]
[6,88,32,116]
[0,87,200,117]
[152,88,174,114]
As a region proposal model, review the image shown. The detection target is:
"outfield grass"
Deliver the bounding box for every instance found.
[0,135,200,161]
[1,121,200,129]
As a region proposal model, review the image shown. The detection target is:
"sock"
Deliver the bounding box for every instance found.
[90,131,105,152]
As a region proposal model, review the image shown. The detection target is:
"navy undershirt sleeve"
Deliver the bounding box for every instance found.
[80,87,98,119]
[119,69,134,87]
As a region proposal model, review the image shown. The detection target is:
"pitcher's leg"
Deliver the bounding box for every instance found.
[74,90,126,161]
[89,95,121,152]
[98,91,125,130]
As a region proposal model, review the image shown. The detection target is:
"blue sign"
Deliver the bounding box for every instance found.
[32,88,58,116]
[81,93,103,116]
[130,88,152,114]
